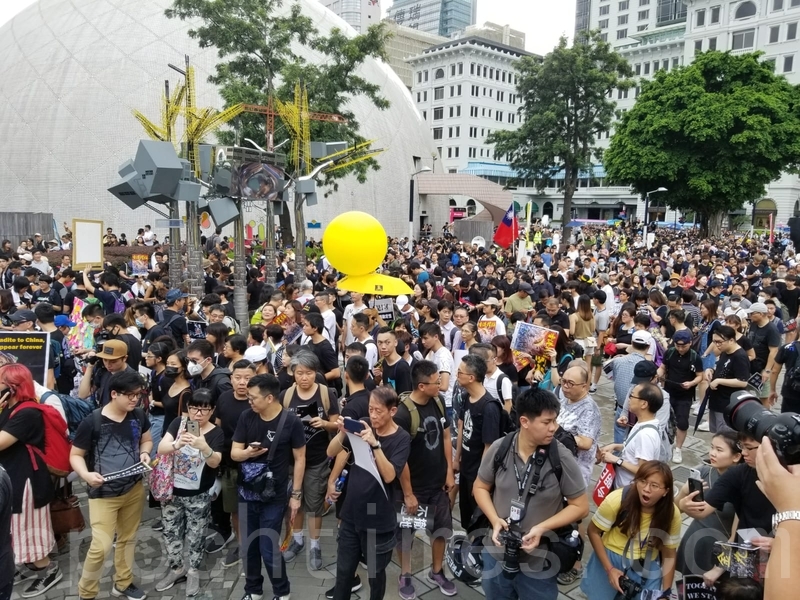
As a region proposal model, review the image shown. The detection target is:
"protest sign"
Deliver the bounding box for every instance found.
[510,322,558,371]
[187,320,208,340]
[677,575,716,600]
[477,320,496,343]
[0,331,51,386]
[370,298,395,323]
[66,297,94,351]
[131,254,149,277]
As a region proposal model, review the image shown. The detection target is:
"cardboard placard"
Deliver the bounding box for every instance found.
[0,331,51,386]
[72,219,104,270]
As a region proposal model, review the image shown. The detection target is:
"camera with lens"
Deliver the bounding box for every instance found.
[615,575,642,600]
[725,390,800,465]
[93,329,111,351]
[498,526,523,575]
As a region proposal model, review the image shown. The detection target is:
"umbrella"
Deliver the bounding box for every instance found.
[566,220,582,228]
[693,389,710,434]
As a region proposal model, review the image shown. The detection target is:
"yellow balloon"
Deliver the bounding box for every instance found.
[323,211,386,276]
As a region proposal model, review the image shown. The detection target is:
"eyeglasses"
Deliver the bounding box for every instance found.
[422,379,441,387]
[188,406,213,414]
[741,444,760,452]
[118,391,142,400]
[712,339,729,345]
[456,370,473,377]
[561,379,585,388]
[636,480,666,491]
[629,394,645,401]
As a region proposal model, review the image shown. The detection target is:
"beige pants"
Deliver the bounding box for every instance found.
[78,483,145,598]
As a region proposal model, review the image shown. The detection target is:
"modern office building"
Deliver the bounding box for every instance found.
[565,0,800,227]
[382,20,449,88]
[386,0,476,37]
[319,0,381,33]
[457,22,526,50]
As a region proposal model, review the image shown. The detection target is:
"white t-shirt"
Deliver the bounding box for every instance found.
[484,369,513,403]
[615,419,662,488]
[143,230,155,246]
[343,303,367,346]
[427,346,455,407]
[357,335,379,371]
[321,309,337,344]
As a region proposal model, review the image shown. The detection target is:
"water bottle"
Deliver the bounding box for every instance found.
[327,469,348,504]
[564,529,581,548]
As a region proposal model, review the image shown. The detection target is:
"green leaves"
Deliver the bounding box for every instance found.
[604,51,800,233]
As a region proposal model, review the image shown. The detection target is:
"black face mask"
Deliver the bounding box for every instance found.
[164,367,181,378]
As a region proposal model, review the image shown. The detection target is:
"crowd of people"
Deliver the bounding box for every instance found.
[0,219,798,600]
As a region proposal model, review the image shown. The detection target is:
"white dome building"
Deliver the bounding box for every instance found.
[0,0,438,239]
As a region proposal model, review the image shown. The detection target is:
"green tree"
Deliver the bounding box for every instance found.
[604,51,800,236]
[166,0,390,245]
[488,31,633,241]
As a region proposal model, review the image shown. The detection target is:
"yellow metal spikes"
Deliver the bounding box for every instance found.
[132,82,186,143]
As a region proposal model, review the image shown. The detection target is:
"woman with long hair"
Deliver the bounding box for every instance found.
[162,351,191,428]
[283,300,304,327]
[205,323,229,367]
[0,364,61,595]
[570,294,596,360]
[724,314,756,361]
[676,431,742,581]
[608,303,637,354]
[145,340,175,456]
[0,289,14,328]
[491,335,517,381]
[581,461,681,600]
[696,298,722,402]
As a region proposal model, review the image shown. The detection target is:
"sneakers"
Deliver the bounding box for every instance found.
[111,583,147,600]
[186,569,200,597]
[589,384,597,393]
[282,539,304,563]
[672,448,683,464]
[151,519,164,532]
[692,402,701,416]
[240,595,263,600]
[155,567,187,592]
[14,565,38,585]
[310,547,322,571]
[426,570,457,596]
[398,573,416,600]
[697,420,710,432]
[21,564,63,598]
[223,546,241,568]
[205,531,235,554]
[325,574,362,599]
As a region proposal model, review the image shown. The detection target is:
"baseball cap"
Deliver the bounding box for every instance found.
[165,289,189,304]
[669,273,680,281]
[632,330,653,346]
[630,360,658,384]
[481,298,501,307]
[99,339,128,359]
[244,345,268,363]
[747,302,768,315]
[396,295,410,310]
[518,282,533,294]
[672,329,693,344]
[54,315,77,328]
[10,309,37,324]
[709,280,723,288]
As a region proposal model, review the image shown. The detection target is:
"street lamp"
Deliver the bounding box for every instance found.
[409,167,432,244]
[643,187,667,248]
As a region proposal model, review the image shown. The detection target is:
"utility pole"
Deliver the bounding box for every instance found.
[233,199,249,334]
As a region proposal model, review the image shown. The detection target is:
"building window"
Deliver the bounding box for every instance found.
[457,84,462,95]
[711,5,721,22]
[416,92,421,102]
[732,29,756,50]
[696,9,705,26]
[793,0,800,7]
[417,72,422,83]
[788,22,798,40]
[640,0,649,4]
[639,9,649,19]
[469,147,476,158]
[483,66,487,77]
[662,58,670,70]
[433,127,442,140]
[458,63,463,75]
[770,25,781,43]
[637,24,648,30]
[653,61,660,72]
[469,126,477,138]
[619,14,629,24]
[600,5,610,15]
[471,85,479,96]
[617,28,628,39]
[423,91,428,101]
[735,1,757,19]
[601,32,608,41]
[470,106,478,117]
[447,147,452,158]
[434,87,444,100]
[496,111,504,121]
[785,54,795,71]
[508,113,515,124]
[448,106,461,118]
[635,63,642,75]
[708,37,717,50]
[673,56,680,68]
[470,63,475,75]
[644,62,650,74]
[450,64,455,76]
[434,68,445,80]
[775,0,785,9]
[433,107,443,120]
[695,39,703,54]
[619,0,629,9]
[599,18,609,28]
[422,111,427,120]
[498,91,504,102]
[424,70,429,82]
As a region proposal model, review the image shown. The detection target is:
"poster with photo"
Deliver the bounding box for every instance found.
[131,254,149,277]
[477,320,496,344]
[510,322,558,372]
[65,297,94,351]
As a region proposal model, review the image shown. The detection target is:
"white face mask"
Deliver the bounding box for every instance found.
[731,301,741,308]
[187,360,205,377]
[758,296,767,303]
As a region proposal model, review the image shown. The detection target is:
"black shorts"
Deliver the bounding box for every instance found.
[395,488,453,550]
[670,394,693,431]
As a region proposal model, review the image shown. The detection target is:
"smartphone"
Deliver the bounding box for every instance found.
[343,418,366,434]
[688,478,704,502]
[186,420,200,436]
[249,441,262,449]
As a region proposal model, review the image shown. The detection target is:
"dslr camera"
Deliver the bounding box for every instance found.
[616,575,642,600]
[498,526,523,575]
[725,391,800,465]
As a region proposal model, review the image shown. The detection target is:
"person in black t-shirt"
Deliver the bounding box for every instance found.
[232,374,305,600]
[707,326,750,433]
[103,312,142,371]
[769,340,800,413]
[301,312,341,394]
[681,431,776,549]
[280,351,340,570]
[394,360,457,597]
[341,355,372,420]
[161,290,190,348]
[0,465,12,600]
[327,386,410,600]
[374,327,413,394]
[454,354,502,533]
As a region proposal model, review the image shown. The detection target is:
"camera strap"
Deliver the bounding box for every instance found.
[620,531,657,576]
[513,434,549,502]
[265,408,289,467]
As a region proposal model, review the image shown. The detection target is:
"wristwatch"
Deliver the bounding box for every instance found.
[615,458,624,467]
[772,510,800,531]
[372,442,382,450]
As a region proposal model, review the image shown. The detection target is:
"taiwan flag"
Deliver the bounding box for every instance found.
[493,203,519,249]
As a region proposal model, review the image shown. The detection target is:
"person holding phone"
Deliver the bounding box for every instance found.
[327,387,411,600]
[675,431,742,583]
[155,389,224,596]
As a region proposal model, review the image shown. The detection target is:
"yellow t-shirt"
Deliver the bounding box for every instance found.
[592,488,682,559]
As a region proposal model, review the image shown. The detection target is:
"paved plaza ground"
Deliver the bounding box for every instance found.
[19,374,721,600]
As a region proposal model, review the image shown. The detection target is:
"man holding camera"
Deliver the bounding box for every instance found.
[473,388,588,599]
[78,339,138,407]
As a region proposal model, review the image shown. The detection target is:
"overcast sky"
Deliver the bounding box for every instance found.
[0,0,575,55]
